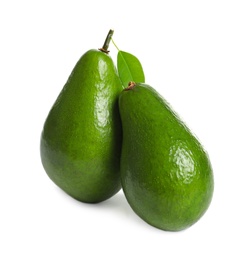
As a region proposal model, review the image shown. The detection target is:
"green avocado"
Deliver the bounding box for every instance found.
[119,82,214,231]
[40,49,123,203]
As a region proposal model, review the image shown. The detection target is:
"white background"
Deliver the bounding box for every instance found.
[1,0,251,259]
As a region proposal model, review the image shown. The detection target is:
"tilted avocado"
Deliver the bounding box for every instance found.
[40,48,123,203]
[119,82,214,231]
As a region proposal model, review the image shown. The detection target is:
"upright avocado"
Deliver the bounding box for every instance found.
[40,33,123,203]
[119,82,214,231]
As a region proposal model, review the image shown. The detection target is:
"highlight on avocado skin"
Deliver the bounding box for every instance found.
[40,30,214,231]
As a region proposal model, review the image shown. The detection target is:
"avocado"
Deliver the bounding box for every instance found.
[40,49,123,203]
[119,82,214,231]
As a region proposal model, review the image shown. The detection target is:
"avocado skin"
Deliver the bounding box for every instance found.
[40,49,123,203]
[119,83,214,231]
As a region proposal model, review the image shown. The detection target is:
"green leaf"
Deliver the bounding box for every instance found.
[117,51,145,88]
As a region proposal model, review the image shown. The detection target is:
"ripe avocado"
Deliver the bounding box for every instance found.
[40,49,123,203]
[119,83,214,231]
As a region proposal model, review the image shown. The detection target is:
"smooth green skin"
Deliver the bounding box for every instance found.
[119,83,214,231]
[40,49,123,203]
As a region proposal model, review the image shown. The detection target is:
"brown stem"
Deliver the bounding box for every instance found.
[99,29,114,54]
[124,81,136,91]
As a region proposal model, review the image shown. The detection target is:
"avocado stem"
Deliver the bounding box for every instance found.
[125,81,136,91]
[99,29,114,54]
